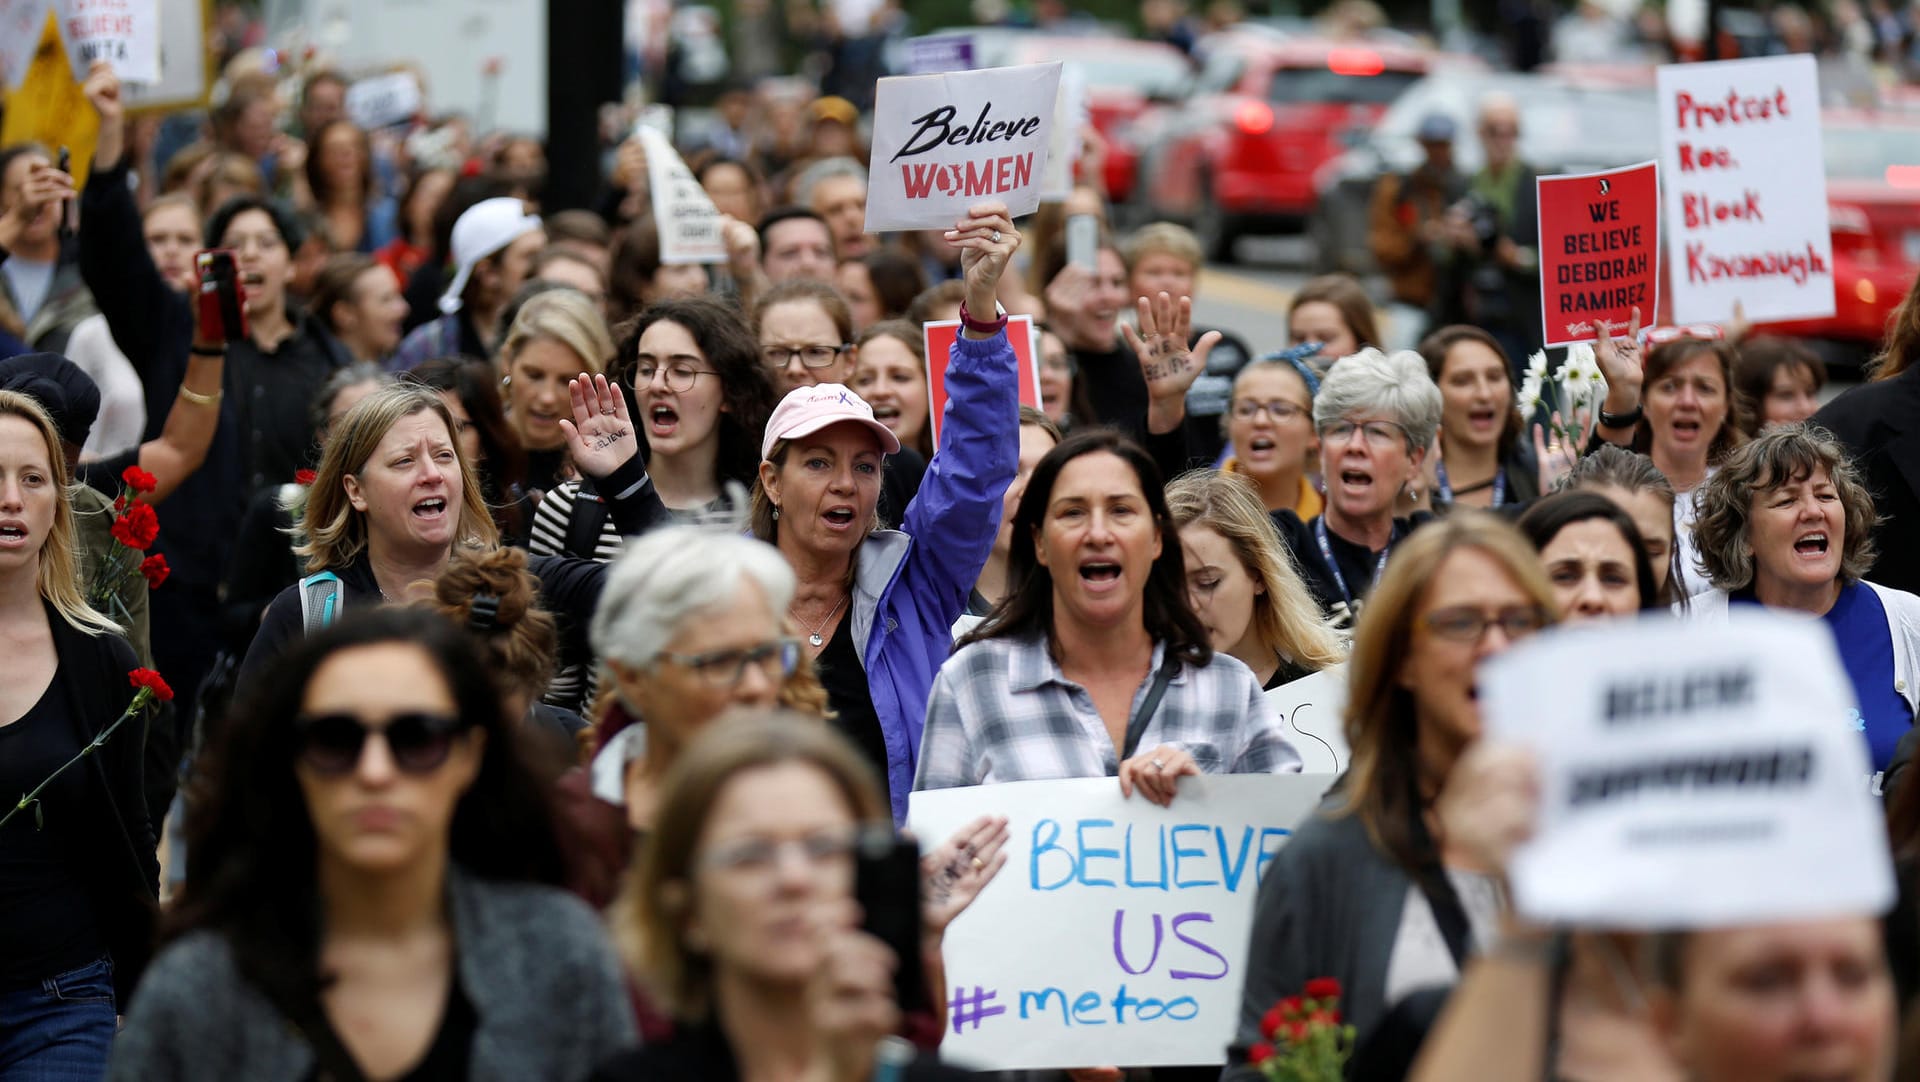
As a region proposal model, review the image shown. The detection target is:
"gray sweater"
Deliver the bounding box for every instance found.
[1221,805,1417,1080]
[107,870,638,1081]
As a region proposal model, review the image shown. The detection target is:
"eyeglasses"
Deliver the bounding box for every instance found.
[656,638,802,688]
[633,360,719,394]
[1319,418,1409,450]
[1422,604,1551,643]
[1641,324,1725,347]
[763,343,849,370]
[1232,398,1311,423]
[291,711,473,775]
[701,826,867,877]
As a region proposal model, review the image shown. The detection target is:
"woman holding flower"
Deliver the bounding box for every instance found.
[0,390,162,1079]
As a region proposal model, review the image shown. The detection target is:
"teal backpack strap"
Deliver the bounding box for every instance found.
[297,571,344,636]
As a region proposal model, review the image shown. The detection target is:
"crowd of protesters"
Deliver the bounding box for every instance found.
[1,6,1920,1081]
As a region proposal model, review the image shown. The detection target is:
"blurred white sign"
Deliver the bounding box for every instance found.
[638,126,726,265]
[1481,611,1892,928]
[345,72,422,130]
[1263,667,1349,776]
[56,0,158,84]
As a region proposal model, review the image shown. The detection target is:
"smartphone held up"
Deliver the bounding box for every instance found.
[195,249,248,344]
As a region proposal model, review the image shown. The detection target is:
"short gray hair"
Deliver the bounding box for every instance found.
[791,156,867,208]
[1312,347,1443,453]
[589,525,797,668]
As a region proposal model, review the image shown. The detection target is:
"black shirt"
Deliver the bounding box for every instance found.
[815,607,891,806]
[299,972,477,1082]
[590,1019,972,1082]
[0,673,104,991]
[1272,510,1433,623]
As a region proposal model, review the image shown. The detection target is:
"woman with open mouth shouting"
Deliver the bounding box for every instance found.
[1220,350,1324,520]
[236,382,666,688]
[1419,325,1540,512]
[748,202,1021,824]
[1687,426,1920,776]
[1270,348,1444,625]
[916,426,1303,798]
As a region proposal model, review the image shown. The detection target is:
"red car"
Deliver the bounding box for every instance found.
[1751,111,1920,363]
[1131,35,1433,262]
[1004,36,1193,204]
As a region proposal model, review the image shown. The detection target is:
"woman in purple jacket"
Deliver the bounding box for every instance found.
[748,202,1019,821]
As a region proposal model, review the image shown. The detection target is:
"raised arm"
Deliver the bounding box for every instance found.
[559,373,675,537]
[137,299,227,502]
[78,61,190,383]
[897,203,1021,609]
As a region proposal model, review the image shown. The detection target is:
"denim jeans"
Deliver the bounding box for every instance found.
[0,957,117,1082]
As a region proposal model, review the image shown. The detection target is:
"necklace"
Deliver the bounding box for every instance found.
[791,592,849,648]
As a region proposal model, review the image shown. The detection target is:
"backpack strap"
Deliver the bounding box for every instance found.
[298,572,344,636]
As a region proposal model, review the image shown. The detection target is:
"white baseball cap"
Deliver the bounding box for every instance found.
[438,197,543,314]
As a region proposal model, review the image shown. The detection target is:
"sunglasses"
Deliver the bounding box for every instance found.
[1641,324,1724,347]
[292,712,473,775]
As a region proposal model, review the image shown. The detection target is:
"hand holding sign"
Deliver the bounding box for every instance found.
[1118,743,1201,807]
[948,202,1020,329]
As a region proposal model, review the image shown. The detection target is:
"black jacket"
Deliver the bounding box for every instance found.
[79,161,353,587]
[1814,366,1920,597]
[590,1020,973,1082]
[46,603,160,1002]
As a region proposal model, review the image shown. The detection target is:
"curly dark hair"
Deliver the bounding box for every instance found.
[1691,423,1879,592]
[612,296,777,493]
[166,607,566,1005]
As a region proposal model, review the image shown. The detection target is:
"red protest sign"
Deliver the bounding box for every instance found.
[1536,161,1660,347]
[924,315,1041,445]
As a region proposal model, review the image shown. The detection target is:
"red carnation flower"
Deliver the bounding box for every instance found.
[1260,1005,1284,1039]
[1248,1042,1275,1064]
[121,465,158,494]
[295,469,317,486]
[109,502,160,550]
[128,668,174,702]
[1304,977,1342,1001]
[1279,995,1304,1016]
[139,553,169,590]
[1284,1020,1308,1043]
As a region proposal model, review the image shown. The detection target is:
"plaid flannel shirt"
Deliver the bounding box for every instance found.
[914,630,1302,790]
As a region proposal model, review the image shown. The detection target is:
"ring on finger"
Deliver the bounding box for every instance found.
[991,229,1002,243]
[1150,758,1165,771]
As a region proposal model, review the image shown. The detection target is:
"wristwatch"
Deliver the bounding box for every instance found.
[958,299,1008,337]
[1598,403,1645,428]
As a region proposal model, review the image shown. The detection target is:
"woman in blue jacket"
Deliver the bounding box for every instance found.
[749,202,1019,821]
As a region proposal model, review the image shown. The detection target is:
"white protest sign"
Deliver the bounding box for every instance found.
[56,0,158,84]
[345,72,423,130]
[636,125,727,265]
[907,774,1332,1070]
[1264,667,1349,776]
[865,62,1063,232]
[1,0,51,90]
[1657,55,1835,324]
[1039,64,1087,202]
[1480,611,1893,929]
[121,0,206,110]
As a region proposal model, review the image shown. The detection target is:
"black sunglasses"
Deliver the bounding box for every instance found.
[292,712,473,775]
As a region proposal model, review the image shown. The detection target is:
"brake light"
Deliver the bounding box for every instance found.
[1235,100,1274,135]
[1327,48,1384,77]
[1856,279,1878,305]
[1889,165,1920,189]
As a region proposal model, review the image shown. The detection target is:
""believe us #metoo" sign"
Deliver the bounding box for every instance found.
[907,774,1331,1070]
[864,62,1062,232]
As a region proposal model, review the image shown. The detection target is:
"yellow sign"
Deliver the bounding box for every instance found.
[0,11,100,186]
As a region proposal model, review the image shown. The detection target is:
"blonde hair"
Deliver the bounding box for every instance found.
[0,392,116,635]
[296,384,500,573]
[498,289,613,376]
[609,712,886,1020]
[1339,512,1556,872]
[1165,470,1345,672]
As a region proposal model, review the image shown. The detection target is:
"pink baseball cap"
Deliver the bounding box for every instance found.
[761,383,903,460]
